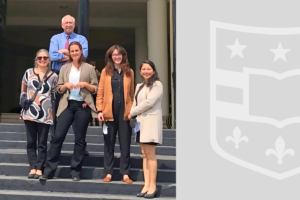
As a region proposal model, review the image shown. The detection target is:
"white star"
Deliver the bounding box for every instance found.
[270,42,290,62]
[227,38,247,58]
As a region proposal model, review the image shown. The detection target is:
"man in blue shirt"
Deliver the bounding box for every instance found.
[49,15,88,72]
[49,14,89,155]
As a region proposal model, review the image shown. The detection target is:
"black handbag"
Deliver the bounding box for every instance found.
[130,83,145,129]
[20,70,50,111]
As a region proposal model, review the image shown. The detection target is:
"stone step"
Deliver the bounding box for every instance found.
[0,163,175,183]
[0,175,176,198]
[0,190,176,200]
[0,140,176,156]
[0,132,176,147]
[1,113,23,124]
[0,124,176,138]
[0,119,24,124]
[0,149,176,170]
[1,113,21,119]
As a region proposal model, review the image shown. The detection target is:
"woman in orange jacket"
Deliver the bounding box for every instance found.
[96,45,134,184]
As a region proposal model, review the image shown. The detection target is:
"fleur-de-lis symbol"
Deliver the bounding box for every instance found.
[225,127,249,149]
[265,136,295,165]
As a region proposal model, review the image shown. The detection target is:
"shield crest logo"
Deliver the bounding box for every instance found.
[210,20,300,180]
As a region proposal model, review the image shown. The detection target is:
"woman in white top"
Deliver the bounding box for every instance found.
[40,41,98,181]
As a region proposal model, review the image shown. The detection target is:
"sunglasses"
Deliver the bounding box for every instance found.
[37,56,49,60]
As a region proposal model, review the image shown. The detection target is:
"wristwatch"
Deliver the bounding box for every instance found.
[97,111,102,113]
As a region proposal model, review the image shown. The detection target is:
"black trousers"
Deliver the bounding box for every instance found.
[104,117,132,175]
[43,100,91,177]
[50,88,86,142]
[89,94,99,126]
[49,69,60,141]
[50,91,61,141]
[50,71,80,141]
[24,120,50,171]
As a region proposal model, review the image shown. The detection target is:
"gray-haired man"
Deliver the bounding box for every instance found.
[49,14,89,156]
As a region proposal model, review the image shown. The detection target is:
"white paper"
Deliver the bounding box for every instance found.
[103,123,108,135]
[134,122,140,133]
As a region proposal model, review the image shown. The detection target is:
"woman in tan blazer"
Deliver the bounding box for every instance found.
[40,41,98,181]
[128,60,163,198]
[96,45,134,184]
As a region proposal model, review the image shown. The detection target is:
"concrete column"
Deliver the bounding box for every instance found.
[147,0,169,118]
[78,0,89,40]
[135,27,148,84]
[0,0,7,114]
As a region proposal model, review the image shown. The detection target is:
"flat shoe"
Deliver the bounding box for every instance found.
[103,176,112,182]
[122,177,133,184]
[39,175,52,181]
[28,173,35,179]
[34,174,42,179]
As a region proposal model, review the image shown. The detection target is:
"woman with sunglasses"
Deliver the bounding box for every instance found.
[20,49,58,179]
[40,41,98,181]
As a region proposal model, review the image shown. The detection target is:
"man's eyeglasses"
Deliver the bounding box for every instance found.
[37,57,49,60]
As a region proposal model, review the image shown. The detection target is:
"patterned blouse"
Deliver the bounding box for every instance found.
[20,68,58,124]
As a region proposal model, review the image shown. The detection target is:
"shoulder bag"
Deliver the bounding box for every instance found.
[20,70,51,111]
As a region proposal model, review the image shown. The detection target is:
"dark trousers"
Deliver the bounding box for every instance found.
[50,70,79,140]
[89,94,99,126]
[50,91,61,141]
[43,100,91,177]
[104,117,132,175]
[50,88,84,140]
[24,120,50,171]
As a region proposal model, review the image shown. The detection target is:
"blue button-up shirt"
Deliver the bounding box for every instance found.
[49,32,88,71]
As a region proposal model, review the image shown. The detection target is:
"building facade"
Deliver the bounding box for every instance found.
[0,0,175,128]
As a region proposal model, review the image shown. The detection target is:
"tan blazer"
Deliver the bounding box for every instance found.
[56,62,98,118]
[96,67,135,121]
[130,81,163,144]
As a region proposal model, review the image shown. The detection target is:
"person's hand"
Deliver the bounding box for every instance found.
[128,114,132,119]
[98,112,104,122]
[76,82,87,88]
[64,83,77,90]
[58,56,69,62]
[58,49,69,54]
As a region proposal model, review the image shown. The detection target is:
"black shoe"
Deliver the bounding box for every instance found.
[72,175,80,181]
[39,175,52,181]
[34,174,42,179]
[144,188,158,199]
[28,173,35,179]
[136,191,148,197]
[85,150,89,156]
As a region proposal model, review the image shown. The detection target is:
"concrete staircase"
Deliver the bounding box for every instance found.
[0,113,23,124]
[0,124,176,199]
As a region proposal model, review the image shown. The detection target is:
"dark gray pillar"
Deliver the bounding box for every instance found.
[172,0,176,128]
[0,0,7,115]
[78,0,89,40]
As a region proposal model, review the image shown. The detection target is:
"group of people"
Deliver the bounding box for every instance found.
[19,14,163,198]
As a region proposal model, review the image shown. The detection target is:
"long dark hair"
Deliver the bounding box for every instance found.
[140,60,160,88]
[104,45,131,77]
[68,41,86,64]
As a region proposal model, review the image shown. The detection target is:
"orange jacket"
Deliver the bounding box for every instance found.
[96,67,135,121]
